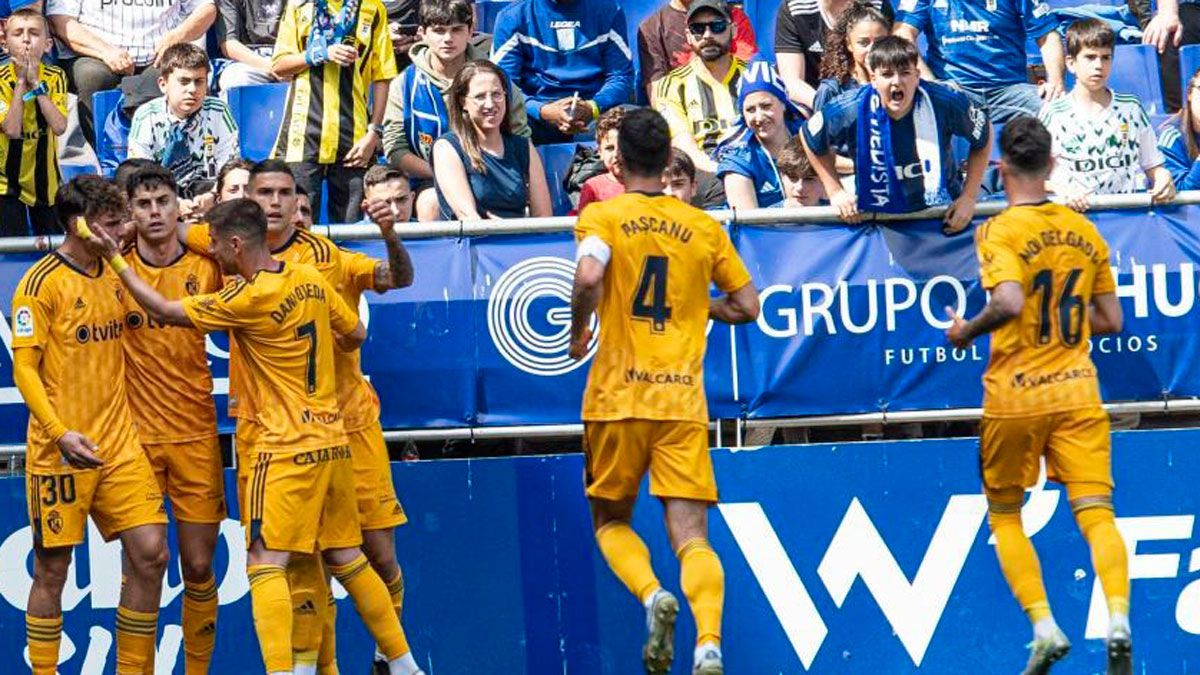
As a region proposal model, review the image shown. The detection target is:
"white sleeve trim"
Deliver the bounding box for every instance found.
[575,235,611,267]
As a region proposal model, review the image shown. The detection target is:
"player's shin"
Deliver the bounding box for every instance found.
[1068,484,1130,627]
[326,552,422,674]
[595,521,662,603]
[26,614,62,675]
[115,606,159,674]
[677,538,724,648]
[986,494,1056,632]
[181,575,218,674]
[247,563,294,674]
[287,551,327,667]
[317,590,338,675]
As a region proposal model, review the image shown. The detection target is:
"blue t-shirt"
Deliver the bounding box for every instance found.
[813,78,864,113]
[1157,121,1200,190]
[801,81,989,212]
[434,132,532,220]
[896,0,1057,88]
[715,119,804,208]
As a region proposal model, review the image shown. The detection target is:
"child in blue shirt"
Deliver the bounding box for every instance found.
[801,36,991,232]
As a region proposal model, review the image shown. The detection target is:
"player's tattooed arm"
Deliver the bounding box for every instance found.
[362,198,415,290]
[946,281,1023,348]
[569,256,606,360]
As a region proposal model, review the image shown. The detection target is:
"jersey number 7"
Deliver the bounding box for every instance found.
[632,256,673,333]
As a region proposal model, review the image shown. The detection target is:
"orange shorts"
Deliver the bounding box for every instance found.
[980,407,1112,490]
[583,420,716,502]
[27,450,167,548]
[348,421,407,530]
[144,437,226,524]
[244,445,361,553]
[233,419,259,522]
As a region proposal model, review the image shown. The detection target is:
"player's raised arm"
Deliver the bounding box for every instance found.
[360,170,415,291]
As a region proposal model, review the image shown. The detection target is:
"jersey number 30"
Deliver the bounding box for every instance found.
[1032,268,1085,346]
[632,256,672,332]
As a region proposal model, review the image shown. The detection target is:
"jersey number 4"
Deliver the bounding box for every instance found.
[632,256,673,333]
[1032,268,1085,346]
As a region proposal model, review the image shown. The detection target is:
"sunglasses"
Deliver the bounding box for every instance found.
[687,19,729,37]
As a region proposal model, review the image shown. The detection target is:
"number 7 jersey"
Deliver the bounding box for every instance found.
[575,191,751,424]
[976,201,1116,418]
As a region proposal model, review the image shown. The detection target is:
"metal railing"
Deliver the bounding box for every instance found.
[0,191,1195,453]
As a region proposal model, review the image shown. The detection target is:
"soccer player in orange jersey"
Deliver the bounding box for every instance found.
[946,117,1130,675]
[179,160,416,672]
[89,198,426,675]
[569,108,760,675]
[121,165,225,673]
[12,176,169,675]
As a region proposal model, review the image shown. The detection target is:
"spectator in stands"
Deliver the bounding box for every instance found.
[662,150,697,203]
[893,0,1064,123]
[360,164,414,227]
[491,0,633,145]
[385,0,529,222]
[47,0,217,149]
[1159,70,1200,188]
[128,44,239,200]
[271,0,396,223]
[215,0,285,91]
[1145,0,1200,112]
[294,184,313,230]
[776,137,827,207]
[654,0,746,179]
[637,0,757,101]
[0,9,66,236]
[801,36,991,231]
[1042,19,1175,211]
[571,106,626,214]
[776,0,892,112]
[216,157,252,201]
[386,0,421,71]
[432,60,552,220]
[815,2,891,111]
[718,60,806,210]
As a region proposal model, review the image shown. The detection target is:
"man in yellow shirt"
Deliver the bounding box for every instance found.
[569,107,759,675]
[947,117,1130,675]
[90,198,425,675]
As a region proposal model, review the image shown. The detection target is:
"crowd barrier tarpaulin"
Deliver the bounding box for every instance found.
[0,204,1197,442]
[1,429,1199,673]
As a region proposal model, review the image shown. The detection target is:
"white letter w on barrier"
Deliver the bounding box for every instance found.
[721,495,987,669]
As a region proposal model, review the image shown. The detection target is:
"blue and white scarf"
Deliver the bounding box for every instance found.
[854,84,949,214]
[309,0,361,55]
[401,68,449,163]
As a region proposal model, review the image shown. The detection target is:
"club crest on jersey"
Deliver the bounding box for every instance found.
[186,274,200,296]
[46,510,62,535]
[14,305,33,338]
[1120,122,1129,142]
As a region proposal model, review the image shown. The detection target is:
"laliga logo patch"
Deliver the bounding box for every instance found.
[13,305,33,338]
[487,256,598,376]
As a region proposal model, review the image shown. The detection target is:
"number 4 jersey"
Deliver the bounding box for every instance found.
[976,201,1116,418]
[575,191,752,424]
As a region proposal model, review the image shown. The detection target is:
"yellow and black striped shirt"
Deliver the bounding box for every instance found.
[0,63,66,206]
[653,56,745,154]
[272,0,397,164]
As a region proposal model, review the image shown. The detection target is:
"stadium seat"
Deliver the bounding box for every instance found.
[1181,43,1200,107]
[92,89,125,176]
[226,83,290,162]
[475,0,511,34]
[537,142,591,216]
[1065,44,1165,115]
[60,164,97,182]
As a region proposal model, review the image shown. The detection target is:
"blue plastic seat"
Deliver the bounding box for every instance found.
[1180,43,1200,108]
[92,89,125,176]
[225,83,291,162]
[59,163,97,183]
[537,142,591,217]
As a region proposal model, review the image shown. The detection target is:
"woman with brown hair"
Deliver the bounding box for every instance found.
[1159,68,1200,189]
[813,2,890,112]
[431,59,552,220]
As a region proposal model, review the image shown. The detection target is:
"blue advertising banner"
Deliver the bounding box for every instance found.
[0,206,1196,441]
[1,429,1198,673]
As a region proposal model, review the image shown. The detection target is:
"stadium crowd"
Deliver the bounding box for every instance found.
[0,0,1189,236]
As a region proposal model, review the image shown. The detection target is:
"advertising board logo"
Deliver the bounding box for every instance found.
[487,256,598,376]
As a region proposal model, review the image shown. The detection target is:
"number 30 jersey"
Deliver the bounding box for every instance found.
[575,191,751,424]
[976,202,1116,418]
[181,262,360,453]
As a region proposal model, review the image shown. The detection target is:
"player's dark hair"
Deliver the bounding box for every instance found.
[618,108,672,178]
[159,43,210,78]
[420,0,473,27]
[1000,116,1053,177]
[56,175,126,231]
[295,184,310,198]
[364,164,407,190]
[866,35,919,73]
[775,136,816,180]
[248,159,296,184]
[114,158,159,190]
[207,198,267,246]
[125,164,178,199]
[663,150,696,182]
[1066,18,1115,58]
[216,158,253,194]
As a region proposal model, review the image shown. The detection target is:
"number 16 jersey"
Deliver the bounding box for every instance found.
[976,201,1116,418]
[575,192,751,424]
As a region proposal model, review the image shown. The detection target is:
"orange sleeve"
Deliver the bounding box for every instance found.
[977,219,1023,290]
[184,223,213,257]
[712,225,752,294]
[181,280,256,331]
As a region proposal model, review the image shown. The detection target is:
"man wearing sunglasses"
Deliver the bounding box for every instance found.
[637,0,760,102]
[652,0,746,205]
